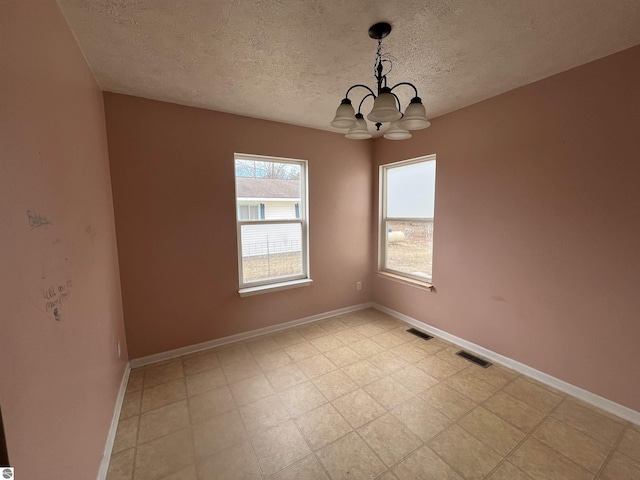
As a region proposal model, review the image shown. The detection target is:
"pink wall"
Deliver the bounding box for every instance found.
[103,94,373,359]
[0,1,127,478]
[372,45,640,412]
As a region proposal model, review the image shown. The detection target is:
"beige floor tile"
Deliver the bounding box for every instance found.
[251,420,312,476]
[370,331,409,349]
[312,369,359,401]
[391,365,439,394]
[600,451,640,480]
[435,347,475,369]
[342,359,386,387]
[411,338,449,356]
[363,377,414,410]
[135,428,194,480]
[415,355,461,380]
[229,373,274,406]
[107,448,135,480]
[420,383,476,420]
[317,431,386,480]
[317,318,349,334]
[297,354,338,379]
[350,338,387,357]
[185,368,227,397]
[141,378,187,413]
[266,363,308,391]
[428,424,502,480]
[239,394,290,437]
[216,343,252,366]
[188,386,236,424]
[551,398,625,446]
[309,334,345,352]
[369,350,410,375]
[618,427,640,462]
[120,389,142,419]
[113,416,138,454]
[297,323,329,340]
[339,313,369,328]
[269,454,329,480]
[503,377,563,413]
[162,464,197,480]
[332,388,387,429]
[272,329,306,348]
[509,437,593,480]
[278,380,328,418]
[390,342,429,363]
[486,462,535,480]
[391,396,451,441]
[254,349,292,372]
[464,364,517,388]
[458,406,526,456]
[392,444,464,480]
[182,350,221,376]
[324,345,364,367]
[359,413,422,467]
[144,359,184,388]
[353,323,386,338]
[192,408,247,459]
[389,327,421,342]
[295,403,352,450]
[483,391,546,432]
[138,399,190,444]
[127,368,145,393]
[444,370,498,402]
[376,472,399,480]
[222,357,262,385]
[284,341,321,362]
[196,440,261,480]
[370,315,401,331]
[533,416,610,472]
[333,328,366,345]
[245,335,281,356]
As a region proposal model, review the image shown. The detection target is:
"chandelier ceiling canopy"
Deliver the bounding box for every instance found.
[331,22,431,140]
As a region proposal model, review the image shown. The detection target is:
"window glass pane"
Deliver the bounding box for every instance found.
[387,161,435,218]
[240,223,303,283]
[235,159,301,221]
[385,220,434,279]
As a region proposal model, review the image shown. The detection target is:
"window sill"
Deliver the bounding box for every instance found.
[377,271,433,291]
[239,278,313,297]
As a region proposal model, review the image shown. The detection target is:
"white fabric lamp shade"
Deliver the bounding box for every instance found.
[383,120,412,140]
[398,97,431,130]
[367,90,401,123]
[345,114,372,139]
[330,99,357,129]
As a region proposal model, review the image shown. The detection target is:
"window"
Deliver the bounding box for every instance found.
[234,154,310,295]
[379,155,436,284]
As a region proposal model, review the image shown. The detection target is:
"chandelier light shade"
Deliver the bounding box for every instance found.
[331,22,430,140]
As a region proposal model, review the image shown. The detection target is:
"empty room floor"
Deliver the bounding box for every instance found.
[107,309,640,480]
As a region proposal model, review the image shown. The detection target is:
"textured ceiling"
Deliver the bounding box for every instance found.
[57,0,640,135]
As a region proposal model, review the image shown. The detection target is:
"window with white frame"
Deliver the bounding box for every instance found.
[234,154,310,293]
[379,155,436,283]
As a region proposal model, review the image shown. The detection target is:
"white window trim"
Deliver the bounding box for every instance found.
[378,154,436,288]
[234,153,311,295]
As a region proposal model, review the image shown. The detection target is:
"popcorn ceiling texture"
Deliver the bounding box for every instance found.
[57,0,640,133]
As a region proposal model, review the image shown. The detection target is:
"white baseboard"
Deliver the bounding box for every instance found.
[129,302,373,368]
[96,363,131,480]
[373,303,640,426]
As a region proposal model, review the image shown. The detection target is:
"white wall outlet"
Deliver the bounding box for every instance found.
[117,340,121,358]
[356,281,362,291]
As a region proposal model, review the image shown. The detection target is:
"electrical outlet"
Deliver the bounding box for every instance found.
[356,281,362,291]
[117,340,121,358]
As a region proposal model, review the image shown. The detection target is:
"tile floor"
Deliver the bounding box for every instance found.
[107,309,640,480]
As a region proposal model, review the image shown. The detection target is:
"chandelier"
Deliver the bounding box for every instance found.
[331,22,431,140]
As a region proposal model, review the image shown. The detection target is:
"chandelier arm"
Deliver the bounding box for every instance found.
[390,92,402,112]
[357,93,375,114]
[389,82,419,98]
[345,84,376,99]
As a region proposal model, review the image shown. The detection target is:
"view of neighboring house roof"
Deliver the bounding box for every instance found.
[236,177,300,199]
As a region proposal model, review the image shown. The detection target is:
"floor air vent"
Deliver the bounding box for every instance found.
[456,350,492,368]
[406,328,433,341]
